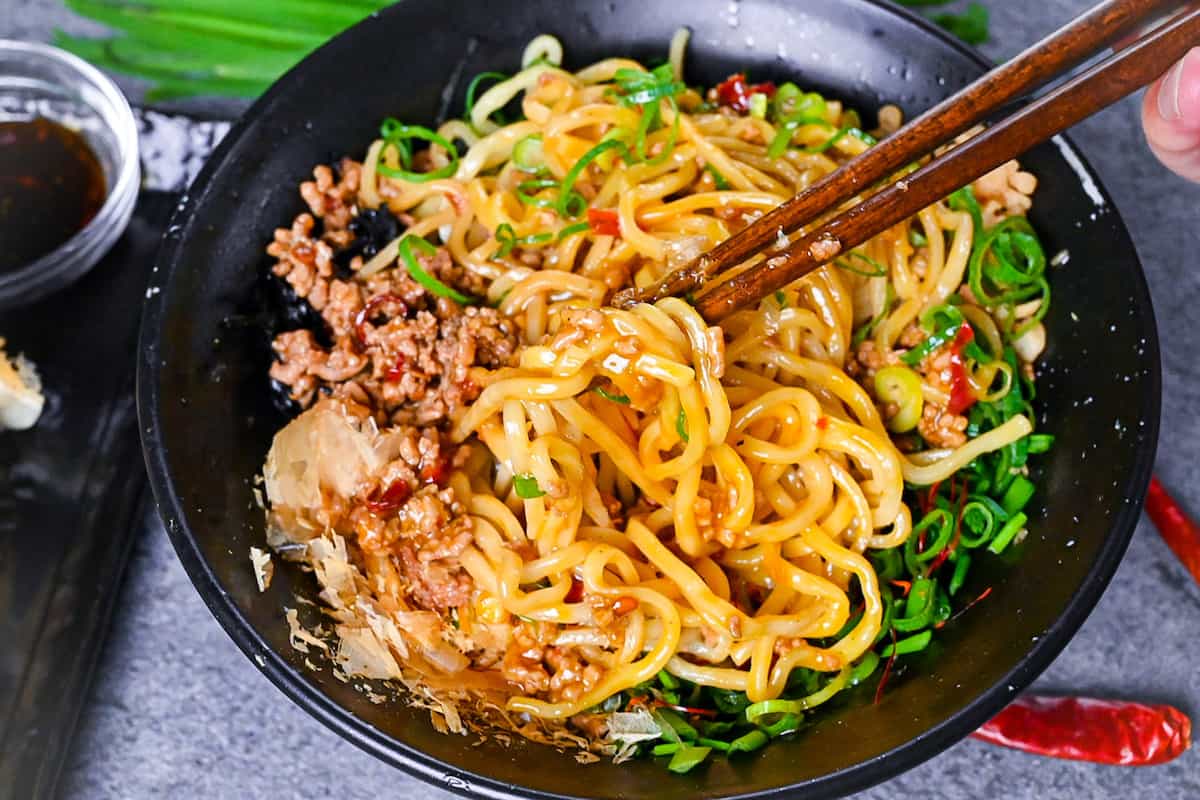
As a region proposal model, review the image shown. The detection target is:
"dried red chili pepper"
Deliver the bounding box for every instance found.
[972,695,1192,766]
[384,353,407,382]
[1145,476,1200,585]
[586,207,621,237]
[945,324,977,415]
[714,73,777,113]
[354,293,407,347]
[419,450,452,487]
[650,698,720,719]
[564,576,585,603]
[365,480,412,515]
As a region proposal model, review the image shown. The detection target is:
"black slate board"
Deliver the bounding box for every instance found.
[0,190,175,800]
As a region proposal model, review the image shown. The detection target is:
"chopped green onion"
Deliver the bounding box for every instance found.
[835,251,887,278]
[593,386,632,404]
[558,139,629,217]
[909,228,929,248]
[657,670,680,690]
[667,745,711,774]
[727,729,769,755]
[1026,433,1055,454]
[849,651,881,686]
[988,511,1027,554]
[512,134,547,174]
[948,551,972,596]
[397,235,475,304]
[377,122,459,183]
[557,221,592,240]
[513,473,546,499]
[1001,475,1036,516]
[959,496,1008,548]
[705,164,731,189]
[516,178,560,208]
[709,689,750,714]
[773,290,788,309]
[465,70,510,130]
[756,712,802,737]
[654,708,698,741]
[652,742,681,756]
[696,737,731,752]
[494,222,553,258]
[676,408,689,443]
[878,629,933,657]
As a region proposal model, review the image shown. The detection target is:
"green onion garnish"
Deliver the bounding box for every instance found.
[834,251,887,278]
[705,164,731,189]
[513,473,546,499]
[727,729,769,755]
[667,744,711,774]
[676,408,689,443]
[397,235,475,304]
[1000,475,1036,516]
[988,511,1028,554]
[377,122,459,183]
[465,70,510,130]
[512,134,547,174]
[878,629,932,657]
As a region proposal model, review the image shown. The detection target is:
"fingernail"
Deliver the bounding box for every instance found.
[1158,56,1187,122]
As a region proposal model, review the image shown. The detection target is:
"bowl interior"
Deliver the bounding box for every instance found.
[139,1,1159,798]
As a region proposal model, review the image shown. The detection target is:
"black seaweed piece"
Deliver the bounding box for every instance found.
[334,207,406,274]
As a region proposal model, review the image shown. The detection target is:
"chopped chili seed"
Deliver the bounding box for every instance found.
[586,207,621,237]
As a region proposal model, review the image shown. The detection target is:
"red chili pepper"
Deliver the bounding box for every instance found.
[1145,476,1200,585]
[946,324,977,415]
[586,207,621,237]
[927,479,970,575]
[889,579,912,596]
[365,479,412,515]
[650,699,720,719]
[971,695,1192,766]
[564,576,585,603]
[385,354,407,382]
[874,628,899,705]
[921,479,943,515]
[714,73,776,113]
[354,293,407,347]
[419,449,453,487]
[816,416,829,430]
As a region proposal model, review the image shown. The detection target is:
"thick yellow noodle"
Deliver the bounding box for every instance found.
[341,36,1034,722]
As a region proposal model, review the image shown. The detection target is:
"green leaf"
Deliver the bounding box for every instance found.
[933,3,990,46]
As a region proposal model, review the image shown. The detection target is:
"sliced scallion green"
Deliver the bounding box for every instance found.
[397,235,475,304]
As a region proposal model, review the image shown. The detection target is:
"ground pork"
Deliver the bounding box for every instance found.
[918,402,969,449]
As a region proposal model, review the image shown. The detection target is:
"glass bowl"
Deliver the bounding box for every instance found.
[0,39,139,311]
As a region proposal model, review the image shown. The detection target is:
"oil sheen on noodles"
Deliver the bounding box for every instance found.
[366,36,1028,715]
[264,29,1043,757]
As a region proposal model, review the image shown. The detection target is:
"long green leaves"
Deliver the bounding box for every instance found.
[57,0,391,100]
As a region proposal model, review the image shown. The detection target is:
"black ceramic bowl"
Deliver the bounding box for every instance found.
[137,1,1160,798]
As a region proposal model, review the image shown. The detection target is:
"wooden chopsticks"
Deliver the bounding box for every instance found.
[612,0,1194,322]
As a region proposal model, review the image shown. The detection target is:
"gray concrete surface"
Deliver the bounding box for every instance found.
[6,0,1200,798]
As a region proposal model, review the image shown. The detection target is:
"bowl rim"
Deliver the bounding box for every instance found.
[136,2,1161,798]
[0,38,140,305]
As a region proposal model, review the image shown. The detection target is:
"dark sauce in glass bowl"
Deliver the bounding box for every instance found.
[0,117,107,273]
